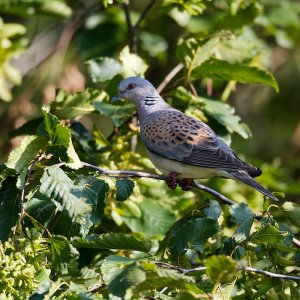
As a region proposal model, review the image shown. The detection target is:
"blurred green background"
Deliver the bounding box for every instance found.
[1,0,299,199]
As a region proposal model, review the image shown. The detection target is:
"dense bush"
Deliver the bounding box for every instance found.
[0,0,300,299]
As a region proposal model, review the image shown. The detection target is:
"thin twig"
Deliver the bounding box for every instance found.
[135,0,157,29]
[155,261,300,280]
[244,267,300,281]
[123,0,136,53]
[80,161,300,248]
[123,0,157,53]
[81,162,235,205]
[20,154,46,216]
[157,63,184,93]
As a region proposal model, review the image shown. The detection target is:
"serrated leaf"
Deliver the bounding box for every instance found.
[202,97,252,139]
[135,266,200,295]
[101,256,146,299]
[0,177,19,241]
[6,135,48,188]
[9,118,44,138]
[72,233,151,252]
[281,202,300,228]
[116,178,135,201]
[171,217,219,255]
[122,199,176,237]
[93,101,135,127]
[86,57,122,83]
[50,89,99,119]
[119,46,148,77]
[250,224,288,246]
[214,279,237,300]
[40,166,91,223]
[205,255,236,283]
[50,235,79,274]
[192,59,279,92]
[204,200,222,220]
[230,203,255,242]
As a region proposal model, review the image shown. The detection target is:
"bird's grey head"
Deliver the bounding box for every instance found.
[111,77,161,107]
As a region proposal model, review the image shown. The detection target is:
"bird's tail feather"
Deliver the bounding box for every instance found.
[230,171,278,201]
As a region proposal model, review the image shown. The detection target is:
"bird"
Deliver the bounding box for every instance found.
[111,77,278,201]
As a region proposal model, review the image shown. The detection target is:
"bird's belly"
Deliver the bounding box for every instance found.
[147,150,229,179]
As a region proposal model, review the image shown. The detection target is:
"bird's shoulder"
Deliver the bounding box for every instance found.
[140,109,216,147]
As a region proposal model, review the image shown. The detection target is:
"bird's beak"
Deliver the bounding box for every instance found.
[111,93,122,103]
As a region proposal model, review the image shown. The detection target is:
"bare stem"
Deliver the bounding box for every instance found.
[123,0,157,53]
[155,261,300,281]
[157,63,184,93]
[81,162,235,205]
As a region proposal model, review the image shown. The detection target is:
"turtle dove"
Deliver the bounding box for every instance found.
[112,77,278,201]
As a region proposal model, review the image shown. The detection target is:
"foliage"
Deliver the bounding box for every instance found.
[0,0,300,299]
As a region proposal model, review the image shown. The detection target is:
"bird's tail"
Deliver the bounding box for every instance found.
[230,171,278,201]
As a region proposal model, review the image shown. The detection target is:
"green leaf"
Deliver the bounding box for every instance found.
[72,233,151,253]
[171,217,219,255]
[192,59,279,92]
[230,203,255,242]
[214,279,236,300]
[281,202,300,228]
[205,255,236,283]
[122,199,176,237]
[50,89,100,119]
[250,224,288,246]
[0,177,20,241]
[116,178,135,201]
[119,46,148,77]
[39,166,91,223]
[204,200,222,220]
[101,256,146,299]
[50,235,79,274]
[6,135,48,188]
[202,97,252,139]
[93,101,135,127]
[135,265,199,295]
[86,57,122,83]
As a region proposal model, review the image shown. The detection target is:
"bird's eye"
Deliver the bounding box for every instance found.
[127,83,135,90]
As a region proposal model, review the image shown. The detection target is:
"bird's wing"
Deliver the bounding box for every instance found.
[140,110,260,176]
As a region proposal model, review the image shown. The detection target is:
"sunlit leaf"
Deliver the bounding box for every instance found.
[87,57,122,83]
[40,166,91,223]
[205,255,236,283]
[171,217,219,255]
[116,178,135,201]
[250,224,288,246]
[230,203,255,242]
[72,233,151,253]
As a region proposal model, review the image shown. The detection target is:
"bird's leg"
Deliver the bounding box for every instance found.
[166,172,179,189]
[178,178,195,191]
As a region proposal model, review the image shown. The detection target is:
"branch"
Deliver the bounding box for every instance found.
[135,0,157,29]
[157,63,184,93]
[155,261,300,281]
[123,0,136,53]
[123,0,157,53]
[244,267,300,281]
[81,162,300,248]
[20,153,46,216]
[81,162,235,205]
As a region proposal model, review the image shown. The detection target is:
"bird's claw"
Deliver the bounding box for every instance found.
[178,179,195,191]
[166,172,179,189]
[166,173,194,191]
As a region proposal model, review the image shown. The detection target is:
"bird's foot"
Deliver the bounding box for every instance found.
[166,172,179,189]
[178,178,195,191]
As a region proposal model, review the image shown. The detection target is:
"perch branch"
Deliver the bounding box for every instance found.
[155,261,300,280]
[81,161,300,248]
[81,162,235,206]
